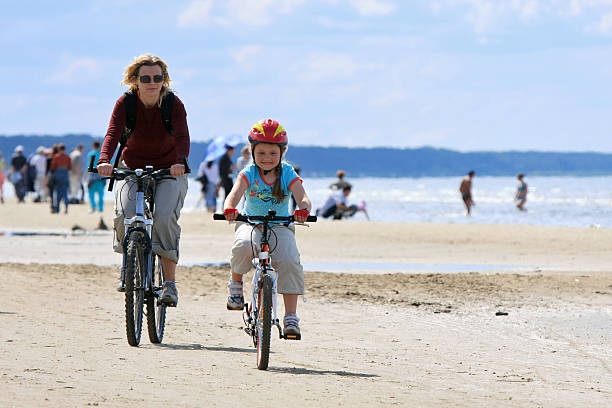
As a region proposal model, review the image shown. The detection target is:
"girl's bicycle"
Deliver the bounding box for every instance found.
[89,158,179,346]
[214,210,316,370]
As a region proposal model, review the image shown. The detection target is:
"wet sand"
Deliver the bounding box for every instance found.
[1,201,611,407]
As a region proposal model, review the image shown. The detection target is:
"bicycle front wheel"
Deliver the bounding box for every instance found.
[256,273,273,370]
[146,254,167,343]
[125,230,146,346]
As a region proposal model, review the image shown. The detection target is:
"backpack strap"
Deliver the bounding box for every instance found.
[160,91,175,136]
[108,91,137,191]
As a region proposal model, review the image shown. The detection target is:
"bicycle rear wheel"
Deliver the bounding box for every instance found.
[146,254,167,343]
[125,230,146,346]
[256,273,273,370]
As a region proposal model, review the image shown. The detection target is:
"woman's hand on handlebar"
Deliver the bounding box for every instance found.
[170,164,185,177]
[224,208,239,222]
[97,163,113,177]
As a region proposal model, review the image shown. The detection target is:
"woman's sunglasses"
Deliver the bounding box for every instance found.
[138,74,164,83]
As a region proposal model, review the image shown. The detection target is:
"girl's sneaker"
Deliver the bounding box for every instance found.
[227,279,244,310]
[283,313,301,338]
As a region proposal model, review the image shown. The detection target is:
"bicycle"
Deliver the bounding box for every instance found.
[214,210,317,370]
[88,157,183,346]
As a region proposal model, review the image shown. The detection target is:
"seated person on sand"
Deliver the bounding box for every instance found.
[317,185,358,220]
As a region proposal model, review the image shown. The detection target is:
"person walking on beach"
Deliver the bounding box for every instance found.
[235,145,251,174]
[219,144,235,202]
[223,119,312,337]
[29,146,48,203]
[46,145,58,212]
[515,173,528,211]
[459,170,475,216]
[86,141,105,213]
[97,53,190,306]
[200,160,220,213]
[330,169,351,191]
[9,145,28,203]
[69,144,84,203]
[0,150,6,203]
[50,143,71,214]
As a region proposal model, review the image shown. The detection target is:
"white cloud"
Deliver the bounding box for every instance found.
[431,0,612,34]
[177,0,215,28]
[594,12,612,33]
[291,52,381,82]
[49,57,102,85]
[177,0,306,27]
[232,45,263,65]
[349,0,396,16]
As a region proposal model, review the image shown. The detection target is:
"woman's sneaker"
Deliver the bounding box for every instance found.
[227,279,244,310]
[160,281,178,306]
[283,313,301,339]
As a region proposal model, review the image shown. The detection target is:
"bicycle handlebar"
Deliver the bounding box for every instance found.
[213,213,317,223]
[87,155,189,182]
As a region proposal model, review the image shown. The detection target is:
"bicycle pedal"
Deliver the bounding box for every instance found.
[160,300,177,307]
[283,333,301,341]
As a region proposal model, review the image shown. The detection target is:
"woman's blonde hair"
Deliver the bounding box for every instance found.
[120,54,173,105]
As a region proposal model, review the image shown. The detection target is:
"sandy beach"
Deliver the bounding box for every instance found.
[1,201,611,407]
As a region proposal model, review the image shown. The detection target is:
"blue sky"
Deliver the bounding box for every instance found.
[2,0,612,152]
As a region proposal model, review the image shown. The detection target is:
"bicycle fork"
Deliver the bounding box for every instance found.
[121,187,154,292]
[243,261,285,340]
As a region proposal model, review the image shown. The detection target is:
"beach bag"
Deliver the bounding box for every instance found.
[9,171,22,184]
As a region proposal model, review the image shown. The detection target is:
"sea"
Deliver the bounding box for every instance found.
[184,176,612,229]
[4,176,612,229]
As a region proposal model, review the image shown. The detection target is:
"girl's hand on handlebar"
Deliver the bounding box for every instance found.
[224,208,239,222]
[294,209,309,223]
[97,163,113,177]
[170,164,185,177]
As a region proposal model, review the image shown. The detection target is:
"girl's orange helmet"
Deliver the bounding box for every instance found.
[248,119,287,146]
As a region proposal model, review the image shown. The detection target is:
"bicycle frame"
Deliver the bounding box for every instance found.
[245,220,284,340]
[120,168,154,294]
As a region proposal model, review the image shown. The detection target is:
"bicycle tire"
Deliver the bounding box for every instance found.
[256,273,273,370]
[125,230,145,346]
[146,254,167,343]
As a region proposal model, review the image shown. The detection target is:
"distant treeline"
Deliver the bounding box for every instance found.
[2,134,612,177]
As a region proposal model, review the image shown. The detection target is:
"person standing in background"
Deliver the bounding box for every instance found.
[235,145,251,174]
[69,144,84,203]
[46,145,58,212]
[201,160,220,213]
[218,144,235,202]
[86,141,105,213]
[515,173,528,211]
[459,170,475,216]
[29,146,48,203]
[9,145,28,203]
[0,150,6,203]
[330,169,351,191]
[50,143,71,214]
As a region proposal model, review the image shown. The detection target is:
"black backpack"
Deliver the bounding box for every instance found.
[108,90,175,191]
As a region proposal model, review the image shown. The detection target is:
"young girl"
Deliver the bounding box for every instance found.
[223,119,312,337]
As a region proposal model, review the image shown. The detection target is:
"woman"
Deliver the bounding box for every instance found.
[97,54,190,306]
[515,173,528,211]
[49,143,71,214]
